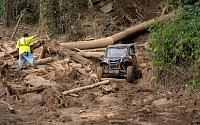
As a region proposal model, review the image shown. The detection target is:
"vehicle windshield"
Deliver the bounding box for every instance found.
[106,48,127,58]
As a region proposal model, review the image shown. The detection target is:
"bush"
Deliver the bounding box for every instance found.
[149,2,200,89]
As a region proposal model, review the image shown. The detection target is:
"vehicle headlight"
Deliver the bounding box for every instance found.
[103,59,109,64]
[121,58,127,62]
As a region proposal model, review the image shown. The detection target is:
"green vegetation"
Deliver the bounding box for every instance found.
[149,1,200,89]
[0,0,4,17]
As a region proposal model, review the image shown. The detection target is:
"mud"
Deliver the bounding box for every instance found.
[0,36,199,125]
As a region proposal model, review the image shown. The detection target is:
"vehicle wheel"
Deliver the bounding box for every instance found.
[97,66,104,78]
[127,66,135,83]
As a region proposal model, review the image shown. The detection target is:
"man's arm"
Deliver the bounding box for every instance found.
[33,35,38,39]
[26,35,38,45]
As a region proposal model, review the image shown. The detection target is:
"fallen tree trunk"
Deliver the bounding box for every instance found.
[62,80,110,95]
[77,51,105,58]
[60,37,114,50]
[5,83,45,95]
[83,48,106,52]
[60,13,174,50]
[35,57,54,65]
[48,48,91,65]
[12,85,45,95]
[111,13,173,42]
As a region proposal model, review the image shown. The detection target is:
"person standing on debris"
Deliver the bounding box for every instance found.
[16,33,38,70]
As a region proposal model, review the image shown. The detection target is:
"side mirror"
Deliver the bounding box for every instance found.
[100,55,104,58]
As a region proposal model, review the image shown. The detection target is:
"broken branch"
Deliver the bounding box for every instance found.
[62,80,110,95]
[0,101,14,111]
[11,13,24,41]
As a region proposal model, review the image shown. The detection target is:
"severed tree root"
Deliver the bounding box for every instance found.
[0,101,15,112]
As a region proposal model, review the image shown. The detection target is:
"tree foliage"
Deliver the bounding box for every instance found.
[0,0,4,17]
[169,0,199,7]
[149,2,200,89]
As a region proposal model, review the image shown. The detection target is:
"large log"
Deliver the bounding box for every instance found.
[60,13,174,50]
[60,37,114,50]
[74,47,104,58]
[62,80,110,95]
[83,48,106,52]
[77,52,105,58]
[35,57,54,65]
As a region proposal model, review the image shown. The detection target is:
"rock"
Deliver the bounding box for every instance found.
[103,85,113,93]
[152,98,168,106]
[167,91,172,95]
[102,83,118,94]
[110,83,118,90]
[59,115,72,122]
[79,110,86,114]
[81,115,88,119]
[100,2,113,13]
[132,99,142,106]
[132,100,137,106]
[24,74,58,88]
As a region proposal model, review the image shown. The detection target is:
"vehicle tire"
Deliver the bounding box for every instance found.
[97,66,104,78]
[127,66,135,83]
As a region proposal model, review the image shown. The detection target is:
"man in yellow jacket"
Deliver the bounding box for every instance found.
[16,33,38,70]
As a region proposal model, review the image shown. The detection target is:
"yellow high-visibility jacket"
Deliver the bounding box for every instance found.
[16,36,33,55]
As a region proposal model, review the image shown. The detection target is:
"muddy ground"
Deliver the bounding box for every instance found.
[0,29,200,125]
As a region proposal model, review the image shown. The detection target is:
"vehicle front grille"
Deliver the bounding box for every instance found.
[109,60,119,69]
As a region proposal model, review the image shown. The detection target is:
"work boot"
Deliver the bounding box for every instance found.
[33,64,37,69]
